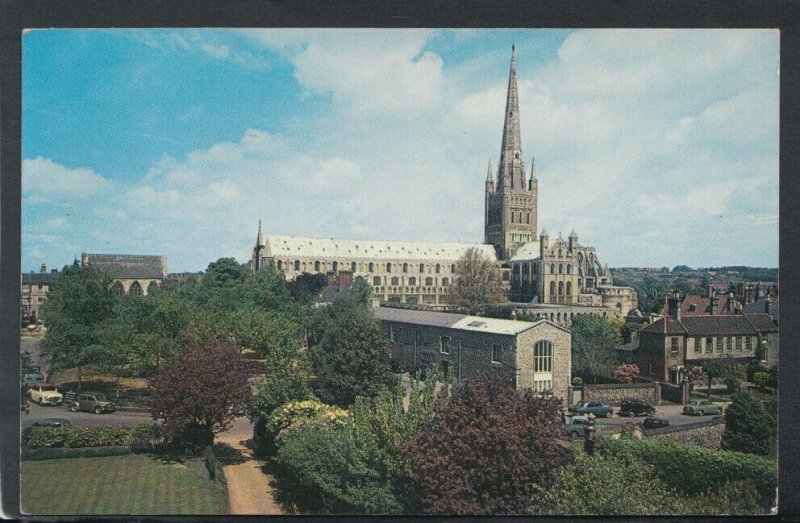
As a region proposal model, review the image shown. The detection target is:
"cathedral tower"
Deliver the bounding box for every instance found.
[484,45,538,260]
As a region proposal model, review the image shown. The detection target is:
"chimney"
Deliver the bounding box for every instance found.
[40,263,47,273]
[706,284,712,297]
[726,293,734,313]
[709,296,718,315]
[51,269,58,275]
[666,290,681,320]
[765,295,772,315]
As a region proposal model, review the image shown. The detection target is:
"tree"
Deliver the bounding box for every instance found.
[528,453,690,515]
[149,339,250,449]
[307,287,395,407]
[702,361,724,398]
[721,391,774,456]
[41,262,116,389]
[400,374,572,514]
[613,363,640,384]
[448,247,505,315]
[570,315,622,384]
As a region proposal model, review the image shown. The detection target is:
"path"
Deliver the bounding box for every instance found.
[216,417,283,515]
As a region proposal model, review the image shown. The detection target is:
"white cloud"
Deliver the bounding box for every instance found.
[23,157,112,201]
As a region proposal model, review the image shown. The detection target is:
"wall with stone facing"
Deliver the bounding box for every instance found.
[581,382,659,406]
[645,419,725,450]
[516,323,571,402]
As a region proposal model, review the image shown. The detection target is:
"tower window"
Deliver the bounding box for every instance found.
[420,263,425,273]
[351,261,357,272]
[369,262,374,272]
[294,260,300,271]
[436,264,441,274]
[403,263,408,273]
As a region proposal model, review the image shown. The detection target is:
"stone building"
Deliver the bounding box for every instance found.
[636,292,779,384]
[21,264,59,322]
[81,253,167,295]
[250,47,637,316]
[374,305,571,401]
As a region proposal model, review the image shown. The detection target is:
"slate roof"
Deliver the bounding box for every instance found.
[265,235,497,263]
[85,254,166,279]
[744,298,778,322]
[373,306,566,335]
[21,273,58,285]
[508,241,541,262]
[641,313,778,336]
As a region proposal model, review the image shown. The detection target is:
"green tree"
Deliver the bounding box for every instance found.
[307,286,395,407]
[41,262,116,389]
[721,391,774,456]
[570,315,622,384]
[448,247,505,315]
[703,361,724,398]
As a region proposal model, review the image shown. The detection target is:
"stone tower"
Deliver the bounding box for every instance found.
[484,45,538,260]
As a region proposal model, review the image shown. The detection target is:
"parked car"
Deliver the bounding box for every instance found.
[564,415,594,438]
[28,382,63,406]
[618,398,656,417]
[568,399,614,418]
[22,373,44,388]
[641,416,670,429]
[68,392,116,414]
[22,418,72,442]
[682,398,723,416]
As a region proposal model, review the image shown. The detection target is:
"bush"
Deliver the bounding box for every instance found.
[722,391,775,456]
[724,376,741,394]
[25,425,134,449]
[598,435,776,511]
[21,446,132,461]
[752,371,770,390]
[571,377,583,387]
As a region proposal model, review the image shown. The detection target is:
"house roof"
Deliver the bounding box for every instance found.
[744,298,778,321]
[508,241,541,262]
[84,254,167,279]
[22,272,58,285]
[266,235,498,263]
[373,306,565,335]
[320,281,353,303]
[680,294,732,316]
[641,313,778,336]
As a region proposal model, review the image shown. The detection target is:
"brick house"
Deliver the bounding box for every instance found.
[373,305,571,401]
[638,293,779,384]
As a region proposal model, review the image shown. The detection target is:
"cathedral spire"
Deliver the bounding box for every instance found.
[257,219,265,247]
[498,45,525,191]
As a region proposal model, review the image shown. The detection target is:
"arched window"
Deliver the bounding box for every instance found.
[425,276,434,286]
[314,261,321,272]
[351,261,357,272]
[332,261,338,273]
[403,263,408,273]
[550,263,555,274]
[387,263,392,273]
[277,260,283,270]
[566,281,572,295]
[550,281,556,296]
[111,281,124,295]
[511,213,515,224]
[559,264,563,274]
[147,281,160,295]
[558,249,562,257]
[558,281,564,295]
[525,213,529,224]
[566,264,571,274]
[534,341,553,372]
[391,276,399,285]
[451,264,456,273]
[409,277,417,286]
[557,313,561,322]
[419,263,425,273]
[294,260,300,271]
[435,264,441,274]
[442,277,449,285]
[129,281,143,296]
[368,262,374,272]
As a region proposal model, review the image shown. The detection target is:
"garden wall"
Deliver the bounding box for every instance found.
[577,382,660,406]
[645,418,725,449]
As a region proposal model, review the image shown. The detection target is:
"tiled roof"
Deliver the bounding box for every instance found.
[680,294,731,316]
[85,254,166,279]
[641,313,778,336]
[266,235,497,263]
[21,273,58,285]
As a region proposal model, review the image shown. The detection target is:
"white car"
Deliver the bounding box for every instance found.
[28,383,63,406]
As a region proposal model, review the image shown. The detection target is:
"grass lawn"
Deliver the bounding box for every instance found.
[21,454,227,515]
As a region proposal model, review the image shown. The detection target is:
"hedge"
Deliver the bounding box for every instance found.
[598,435,777,508]
[24,424,161,449]
[22,446,133,461]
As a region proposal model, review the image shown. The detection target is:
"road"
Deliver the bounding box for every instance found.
[570,403,723,431]
[22,402,153,429]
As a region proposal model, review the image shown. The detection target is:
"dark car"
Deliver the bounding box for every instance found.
[618,398,656,417]
[68,392,116,414]
[22,418,72,442]
[642,416,670,429]
[564,415,594,438]
[568,399,614,418]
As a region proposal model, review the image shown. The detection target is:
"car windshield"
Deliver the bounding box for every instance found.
[94,393,108,401]
[39,385,56,391]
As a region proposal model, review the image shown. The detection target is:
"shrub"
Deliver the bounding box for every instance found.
[721,391,775,456]
[724,376,741,394]
[21,446,132,461]
[612,363,640,384]
[598,435,776,511]
[401,374,572,514]
[571,377,583,387]
[752,371,770,390]
[268,399,348,448]
[528,453,690,515]
[25,425,138,449]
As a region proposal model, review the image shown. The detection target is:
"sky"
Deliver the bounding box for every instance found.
[22,29,779,273]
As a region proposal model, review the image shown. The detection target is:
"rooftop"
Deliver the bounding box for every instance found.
[373,305,564,335]
[84,253,167,279]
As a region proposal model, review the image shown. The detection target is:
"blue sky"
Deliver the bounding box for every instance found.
[22,29,779,273]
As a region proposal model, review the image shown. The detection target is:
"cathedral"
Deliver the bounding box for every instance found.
[252,47,637,319]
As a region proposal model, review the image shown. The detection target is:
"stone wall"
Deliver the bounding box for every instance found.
[645,418,725,449]
[516,323,572,402]
[580,382,659,406]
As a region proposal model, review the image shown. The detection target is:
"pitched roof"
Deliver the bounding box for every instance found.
[266,235,497,263]
[85,254,166,279]
[372,306,564,335]
[509,241,541,261]
[641,313,778,336]
[680,294,731,316]
[744,298,778,320]
[320,281,353,303]
[22,272,58,285]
